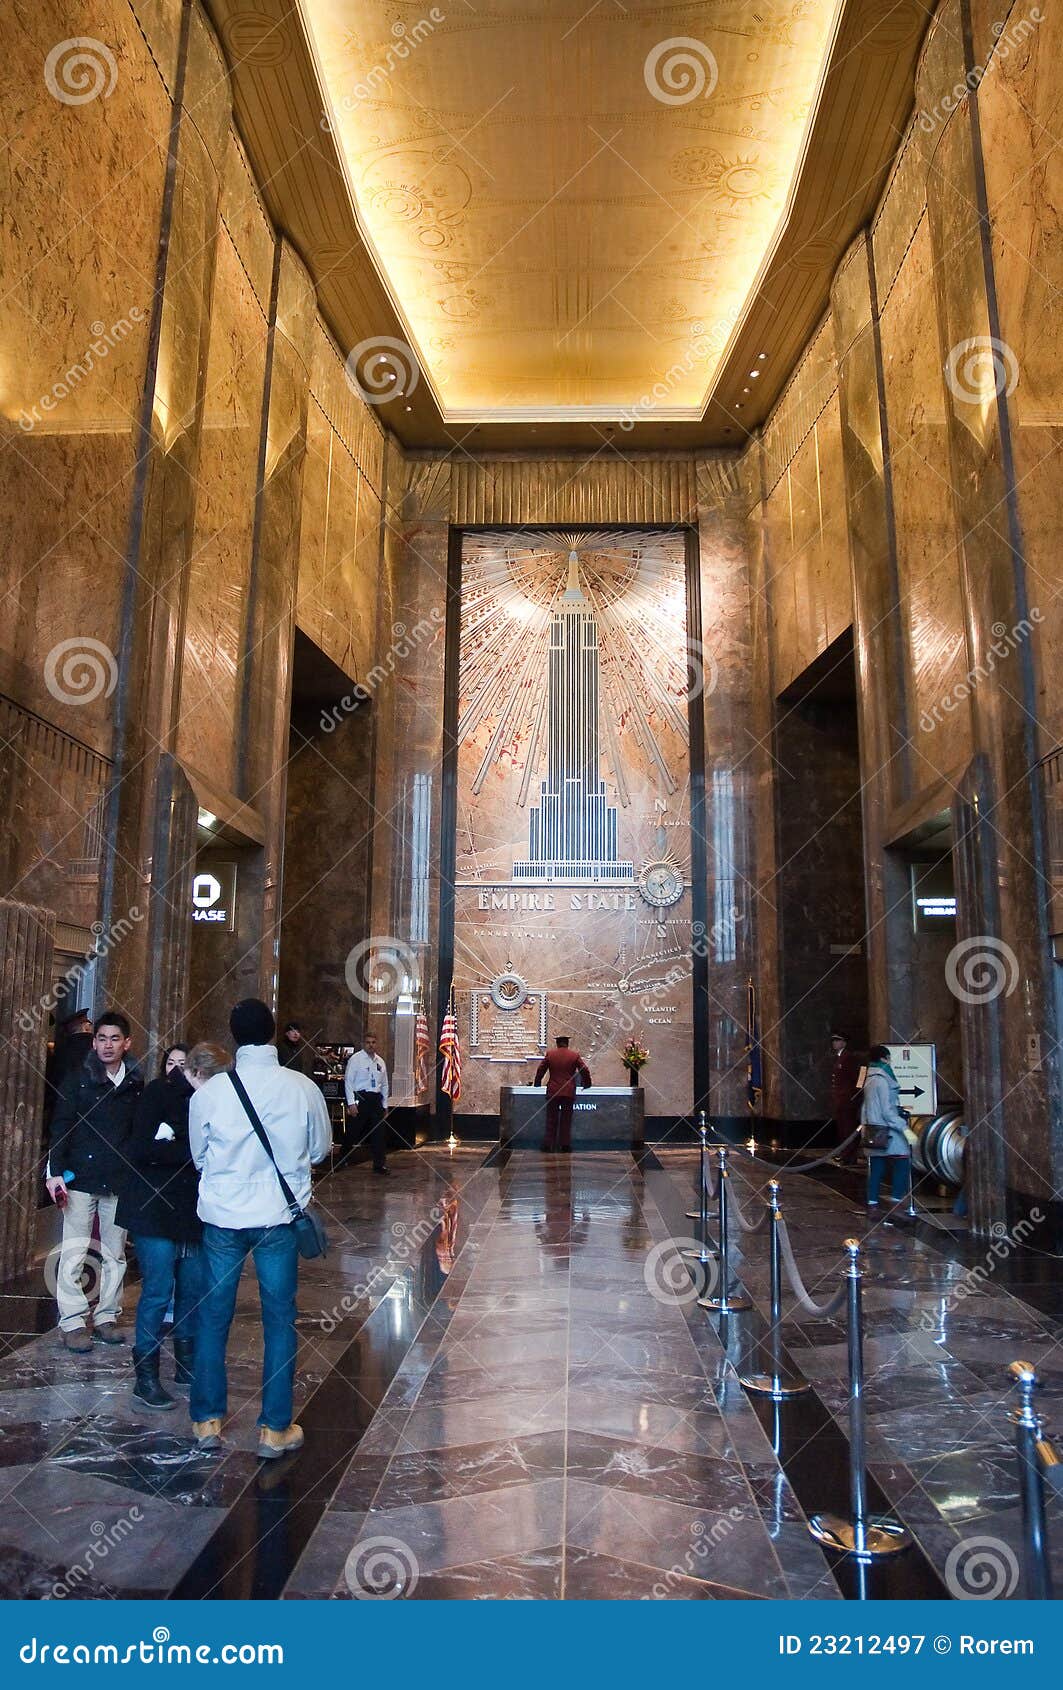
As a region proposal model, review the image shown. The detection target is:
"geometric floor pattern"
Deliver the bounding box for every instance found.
[0,1142,1057,1599]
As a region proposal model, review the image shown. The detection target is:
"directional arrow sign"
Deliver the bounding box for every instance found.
[891,1046,937,1117]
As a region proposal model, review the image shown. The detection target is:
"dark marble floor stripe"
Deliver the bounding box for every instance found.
[168,1154,495,1599]
[642,1150,949,1600]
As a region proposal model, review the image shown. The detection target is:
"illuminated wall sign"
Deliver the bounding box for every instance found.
[191,864,236,931]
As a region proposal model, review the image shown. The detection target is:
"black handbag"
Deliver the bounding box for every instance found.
[228,1072,329,1259]
[862,1121,891,1151]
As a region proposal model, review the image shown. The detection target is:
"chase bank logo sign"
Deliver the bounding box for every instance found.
[190,867,235,929]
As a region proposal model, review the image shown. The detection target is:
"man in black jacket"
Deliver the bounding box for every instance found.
[46,1012,143,1353]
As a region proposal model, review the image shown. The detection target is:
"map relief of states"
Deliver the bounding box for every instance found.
[454,530,696,1119]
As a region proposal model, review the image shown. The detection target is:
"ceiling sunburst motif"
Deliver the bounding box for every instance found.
[299,0,844,421]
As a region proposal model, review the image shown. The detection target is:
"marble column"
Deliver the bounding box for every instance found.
[831,232,919,1050]
[923,0,1060,1239]
[237,240,318,1010]
[695,456,758,1122]
[368,452,451,1098]
[743,444,784,1120]
[0,901,54,1281]
[96,0,231,1049]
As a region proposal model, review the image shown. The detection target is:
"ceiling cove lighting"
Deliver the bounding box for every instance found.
[300,0,845,420]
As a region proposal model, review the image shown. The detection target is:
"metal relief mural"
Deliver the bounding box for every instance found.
[455,529,694,1117]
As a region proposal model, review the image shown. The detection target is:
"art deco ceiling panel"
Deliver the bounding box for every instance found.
[205,0,932,446]
[300,0,844,420]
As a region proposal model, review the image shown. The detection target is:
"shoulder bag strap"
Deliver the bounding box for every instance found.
[228,1071,300,1217]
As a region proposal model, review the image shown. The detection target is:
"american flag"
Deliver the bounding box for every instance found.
[414,1001,431,1094]
[439,992,461,1102]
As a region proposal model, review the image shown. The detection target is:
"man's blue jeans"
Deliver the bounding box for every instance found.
[190,1223,299,1431]
[132,1234,202,1355]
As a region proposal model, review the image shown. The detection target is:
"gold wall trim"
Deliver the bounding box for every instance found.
[448,455,699,528]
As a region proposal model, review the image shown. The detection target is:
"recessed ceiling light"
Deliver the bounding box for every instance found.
[405,404,412,411]
[758,352,767,360]
[749,370,760,379]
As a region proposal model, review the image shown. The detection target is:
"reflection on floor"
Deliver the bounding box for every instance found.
[0,1143,1055,1599]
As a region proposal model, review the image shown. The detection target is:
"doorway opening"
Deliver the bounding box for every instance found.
[774,629,868,1124]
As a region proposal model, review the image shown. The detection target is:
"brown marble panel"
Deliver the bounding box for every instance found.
[219,131,275,317]
[0,0,171,748]
[296,398,333,658]
[815,395,852,647]
[977,6,1063,749]
[298,324,387,684]
[177,226,269,788]
[877,215,971,787]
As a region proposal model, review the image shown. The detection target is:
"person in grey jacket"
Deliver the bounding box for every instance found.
[861,1044,914,1213]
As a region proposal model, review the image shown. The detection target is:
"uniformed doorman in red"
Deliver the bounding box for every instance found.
[534,1037,592,1153]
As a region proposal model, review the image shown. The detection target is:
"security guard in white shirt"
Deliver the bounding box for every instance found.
[343,1034,390,1174]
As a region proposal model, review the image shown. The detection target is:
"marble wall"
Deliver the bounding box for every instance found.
[747,0,1063,1236]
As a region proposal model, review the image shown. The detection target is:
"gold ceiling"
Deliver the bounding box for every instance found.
[299,0,844,422]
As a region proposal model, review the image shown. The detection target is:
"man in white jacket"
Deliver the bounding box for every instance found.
[188,999,331,1457]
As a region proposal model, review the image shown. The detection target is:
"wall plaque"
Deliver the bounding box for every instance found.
[470,989,547,1062]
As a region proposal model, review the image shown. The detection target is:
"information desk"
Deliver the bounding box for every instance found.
[499,1085,644,1150]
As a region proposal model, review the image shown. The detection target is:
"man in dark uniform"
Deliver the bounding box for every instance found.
[829,1029,863,1165]
[534,1036,591,1153]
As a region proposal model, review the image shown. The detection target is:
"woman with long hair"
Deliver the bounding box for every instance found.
[118,1041,229,1409]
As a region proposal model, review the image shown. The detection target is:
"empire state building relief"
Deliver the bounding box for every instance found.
[452,529,696,1119]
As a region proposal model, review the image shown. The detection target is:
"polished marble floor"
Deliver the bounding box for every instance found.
[0,1142,1056,1599]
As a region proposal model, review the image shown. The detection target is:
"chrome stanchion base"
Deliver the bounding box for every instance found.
[682,1244,719,1261]
[739,1370,812,1398]
[699,1291,752,1312]
[807,1513,912,1558]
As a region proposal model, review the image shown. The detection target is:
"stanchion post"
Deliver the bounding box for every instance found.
[683,1114,718,1262]
[1009,1360,1054,1600]
[808,1240,911,1559]
[740,1181,810,1398]
[698,1148,751,1312]
[686,1109,711,1221]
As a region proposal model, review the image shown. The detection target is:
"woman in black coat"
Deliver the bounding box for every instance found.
[118,1044,208,1410]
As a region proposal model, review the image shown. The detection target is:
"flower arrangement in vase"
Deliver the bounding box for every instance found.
[620,1040,649,1086]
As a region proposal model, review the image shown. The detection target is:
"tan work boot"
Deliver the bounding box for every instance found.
[257,1423,304,1460]
[191,1418,223,1450]
[61,1328,92,1354]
